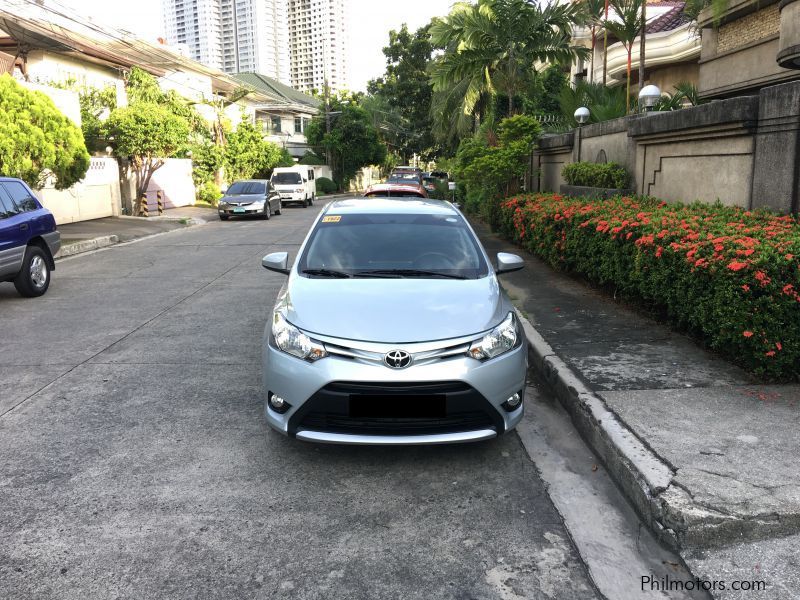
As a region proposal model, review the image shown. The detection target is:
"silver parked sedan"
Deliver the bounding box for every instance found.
[260,198,527,445]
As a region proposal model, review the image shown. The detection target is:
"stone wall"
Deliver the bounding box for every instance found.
[717,4,781,53]
[531,80,800,214]
[698,0,799,98]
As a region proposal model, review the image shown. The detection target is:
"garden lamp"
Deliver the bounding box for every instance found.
[574,107,590,162]
[639,85,661,113]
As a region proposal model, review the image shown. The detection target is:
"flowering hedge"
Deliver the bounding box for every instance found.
[497,194,800,380]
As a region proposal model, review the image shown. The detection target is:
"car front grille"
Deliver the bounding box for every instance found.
[289,381,502,437]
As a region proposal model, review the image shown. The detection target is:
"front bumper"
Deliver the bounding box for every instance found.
[218,204,264,216]
[261,328,527,444]
[278,193,306,203]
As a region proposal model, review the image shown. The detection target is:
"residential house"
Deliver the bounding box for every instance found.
[234,72,321,160]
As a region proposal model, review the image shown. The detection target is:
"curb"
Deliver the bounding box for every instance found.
[56,235,119,259]
[515,308,798,551]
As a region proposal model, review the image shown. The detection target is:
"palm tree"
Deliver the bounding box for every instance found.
[581,0,606,83]
[429,0,588,122]
[604,0,644,113]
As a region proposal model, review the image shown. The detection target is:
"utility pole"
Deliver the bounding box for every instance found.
[639,1,647,94]
[602,0,609,85]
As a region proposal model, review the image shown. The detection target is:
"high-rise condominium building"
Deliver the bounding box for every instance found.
[162,0,224,70]
[287,0,348,94]
[163,0,291,84]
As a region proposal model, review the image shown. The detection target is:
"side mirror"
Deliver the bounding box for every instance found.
[495,252,524,275]
[262,252,290,275]
[303,178,308,183]
[219,188,227,195]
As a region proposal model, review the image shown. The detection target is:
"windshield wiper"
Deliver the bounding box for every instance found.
[354,269,467,280]
[301,268,351,278]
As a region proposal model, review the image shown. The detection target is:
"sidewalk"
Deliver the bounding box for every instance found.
[471,218,800,599]
[56,206,216,258]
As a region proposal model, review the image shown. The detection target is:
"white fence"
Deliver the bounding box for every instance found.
[39,157,121,225]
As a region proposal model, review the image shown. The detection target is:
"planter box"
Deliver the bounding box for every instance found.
[560,184,632,199]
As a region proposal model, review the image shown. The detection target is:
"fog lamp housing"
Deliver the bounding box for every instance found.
[268,392,291,414]
[501,392,522,412]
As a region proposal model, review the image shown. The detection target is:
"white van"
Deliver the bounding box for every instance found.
[270,166,316,208]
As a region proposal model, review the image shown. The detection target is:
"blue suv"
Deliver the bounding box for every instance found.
[0,178,61,297]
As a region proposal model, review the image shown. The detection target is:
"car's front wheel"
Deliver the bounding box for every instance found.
[275,200,282,215]
[262,203,271,220]
[219,214,229,221]
[14,245,50,297]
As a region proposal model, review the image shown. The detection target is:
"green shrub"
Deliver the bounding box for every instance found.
[299,151,325,165]
[562,162,630,189]
[196,181,221,206]
[497,193,800,381]
[316,176,337,194]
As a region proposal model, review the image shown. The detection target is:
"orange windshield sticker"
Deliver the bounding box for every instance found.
[322,215,342,223]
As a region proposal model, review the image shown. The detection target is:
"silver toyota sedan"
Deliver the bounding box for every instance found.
[260,198,527,445]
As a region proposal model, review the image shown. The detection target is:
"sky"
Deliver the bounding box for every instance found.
[61,0,454,92]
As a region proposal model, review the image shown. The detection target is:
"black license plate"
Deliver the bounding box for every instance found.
[349,394,446,418]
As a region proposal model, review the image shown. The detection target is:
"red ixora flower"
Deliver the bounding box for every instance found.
[741,284,751,292]
[776,342,783,351]
[765,351,776,357]
[727,261,748,272]
[743,331,754,338]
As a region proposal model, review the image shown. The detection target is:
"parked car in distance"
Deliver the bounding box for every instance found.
[271,165,316,208]
[391,165,422,175]
[363,183,428,198]
[260,197,527,445]
[422,176,438,195]
[218,180,282,221]
[387,171,424,186]
[0,177,60,297]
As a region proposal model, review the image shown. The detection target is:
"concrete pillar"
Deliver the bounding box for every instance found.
[751,80,800,213]
[777,0,800,69]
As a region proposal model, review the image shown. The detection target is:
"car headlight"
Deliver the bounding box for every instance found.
[271,312,327,361]
[468,312,518,360]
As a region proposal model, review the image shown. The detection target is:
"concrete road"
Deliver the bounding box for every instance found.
[0,202,599,599]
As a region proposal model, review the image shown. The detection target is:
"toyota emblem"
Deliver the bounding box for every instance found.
[384,349,412,369]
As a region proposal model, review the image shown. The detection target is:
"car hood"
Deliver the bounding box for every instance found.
[221,194,263,203]
[277,275,509,343]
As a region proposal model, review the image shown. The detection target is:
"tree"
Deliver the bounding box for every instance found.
[429,0,588,122]
[305,98,387,191]
[367,24,437,160]
[558,80,627,126]
[78,86,116,153]
[224,120,283,182]
[604,0,644,113]
[0,74,90,190]
[104,103,190,206]
[581,0,607,83]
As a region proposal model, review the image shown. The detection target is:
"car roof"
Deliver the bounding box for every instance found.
[232,179,269,183]
[326,197,458,215]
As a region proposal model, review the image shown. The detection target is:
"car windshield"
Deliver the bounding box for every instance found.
[299,212,489,279]
[227,181,265,195]
[388,173,420,183]
[365,189,425,198]
[272,172,303,185]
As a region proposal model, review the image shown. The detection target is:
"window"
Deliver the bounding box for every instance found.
[2,181,38,212]
[299,213,489,279]
[271,116,282,133]
[294,116,302,134]
[272,172,302,185]
[226,181,266,195]
[0,188,18,219]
